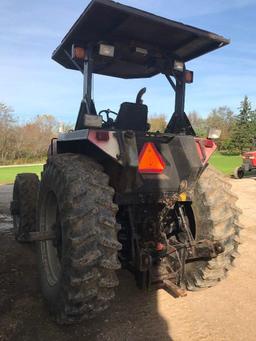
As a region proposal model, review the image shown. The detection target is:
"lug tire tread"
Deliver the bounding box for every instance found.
[37,154,121,324]
[185,166,241,290]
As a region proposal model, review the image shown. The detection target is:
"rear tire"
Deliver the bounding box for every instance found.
[185,166,241,290]
[234,166,244,179]
[37,154,121,324]
[11,173,39,242]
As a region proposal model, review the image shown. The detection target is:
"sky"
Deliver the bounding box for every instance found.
[0,0,256,124]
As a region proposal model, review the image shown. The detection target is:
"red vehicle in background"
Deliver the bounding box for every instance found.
[234,140,256,178]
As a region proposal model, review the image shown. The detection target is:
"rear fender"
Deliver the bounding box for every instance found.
[88,130,138,167]
[53,129,134,166]
[88,130,121,163]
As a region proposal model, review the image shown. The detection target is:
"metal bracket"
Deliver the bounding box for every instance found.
[115,131,138,167]
[187,239,225,260]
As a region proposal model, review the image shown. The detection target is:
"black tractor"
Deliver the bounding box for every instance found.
[11,0,241,324]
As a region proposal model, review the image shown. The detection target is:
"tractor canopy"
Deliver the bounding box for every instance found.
[52,0,229,79]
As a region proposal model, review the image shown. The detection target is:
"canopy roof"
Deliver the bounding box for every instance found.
[52,0,229,79]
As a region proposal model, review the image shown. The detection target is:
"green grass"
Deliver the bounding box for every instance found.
[0,151,242,184]
[0,165,43,185]
[209,151,242,175]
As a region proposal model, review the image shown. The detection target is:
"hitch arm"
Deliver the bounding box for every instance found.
[187,240,225,260]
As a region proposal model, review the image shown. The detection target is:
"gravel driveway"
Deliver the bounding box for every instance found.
[0,177,255,341]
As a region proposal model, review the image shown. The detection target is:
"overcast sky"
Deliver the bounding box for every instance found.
[0,0,256,123]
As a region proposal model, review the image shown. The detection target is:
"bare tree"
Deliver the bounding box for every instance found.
[149,114,167,132]
[0,103,17,162]
[206,106,235,140]
[19,115,58,159]
[188,111,207,137]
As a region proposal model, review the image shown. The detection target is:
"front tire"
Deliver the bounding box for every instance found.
[234,166,244,179]
[37,154,121,324]
[185,166,241,289]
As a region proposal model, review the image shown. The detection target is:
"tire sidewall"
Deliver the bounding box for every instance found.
[36,169,65,308]
[12,174,39,241]
[12,178,21,238]
[234,167,244,179]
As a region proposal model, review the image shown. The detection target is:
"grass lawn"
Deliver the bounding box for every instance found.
[0,151,242,185]
[0,165,43,185]
[209,151,242,175]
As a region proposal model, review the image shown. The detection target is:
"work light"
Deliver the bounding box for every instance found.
[207,128,221,139]
[135,47,148,55]
[173,60,184,72]
[99,44,115,57]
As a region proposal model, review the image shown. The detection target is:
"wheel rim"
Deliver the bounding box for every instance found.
[40,191,62,286]
[238,169,244,178]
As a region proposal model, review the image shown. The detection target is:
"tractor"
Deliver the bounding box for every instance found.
[11,0,241,324]
[234,139,256,178]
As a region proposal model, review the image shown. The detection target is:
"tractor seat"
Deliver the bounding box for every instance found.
[115,102,148,131]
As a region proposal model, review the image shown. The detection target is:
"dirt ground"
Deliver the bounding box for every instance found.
[0,176,255,341]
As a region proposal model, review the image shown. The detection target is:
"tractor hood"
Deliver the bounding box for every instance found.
[52,0,230,79]
[243,151,256,156]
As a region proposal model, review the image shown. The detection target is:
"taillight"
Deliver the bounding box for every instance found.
[96,131,109,141]
[204,139,214,148]
[138,142,165,174]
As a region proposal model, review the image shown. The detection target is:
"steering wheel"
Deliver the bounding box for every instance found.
[98,109,118,127]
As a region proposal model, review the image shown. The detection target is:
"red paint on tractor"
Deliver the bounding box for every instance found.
[243,151,256,167]
[195,138,217,164]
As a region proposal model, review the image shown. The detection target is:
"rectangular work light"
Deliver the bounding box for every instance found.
[84,114,102,128]
[99,44,115,57]
[207,128,221,139]
[173,60,184,72]
[135,47,148,56]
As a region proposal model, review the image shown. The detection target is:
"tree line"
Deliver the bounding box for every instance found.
[150,96,256,154]
[189,96,256,153]
[0,95,255,164]
[0,103,72,164]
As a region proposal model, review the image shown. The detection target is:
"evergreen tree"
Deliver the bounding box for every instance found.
[249,107,256,146]
[231,96,253,153]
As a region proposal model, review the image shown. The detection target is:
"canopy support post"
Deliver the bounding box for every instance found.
[82,46,93,113]
[165,71,195,136]
[75,47,95,130]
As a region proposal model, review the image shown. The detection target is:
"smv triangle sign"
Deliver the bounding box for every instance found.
[138,142,165,173]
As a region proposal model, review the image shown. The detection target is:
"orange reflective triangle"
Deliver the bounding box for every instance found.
[138,142,165,173]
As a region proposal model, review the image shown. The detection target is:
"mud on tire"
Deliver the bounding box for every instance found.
[37,154,121,324]
[11,173,39,242]
[185,166,241,289]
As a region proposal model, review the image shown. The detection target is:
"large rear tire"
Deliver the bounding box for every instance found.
[185,166,241,289]
[37,154,121,324]
[11,173,39,242]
